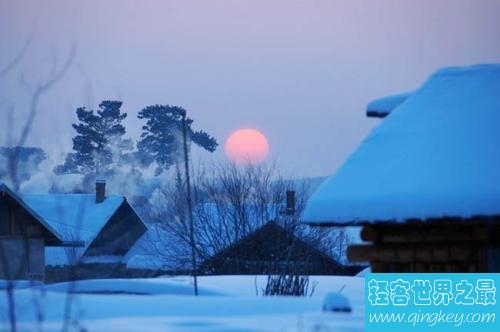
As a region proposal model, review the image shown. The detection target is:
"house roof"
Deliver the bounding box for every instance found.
[21,194,124,245]
[0,183,64,244]
[202,220,341,268]
[1,182,147,266]
[124,202,287,271]
[124,224,192,271]
[303,64,500,225]
[21,193,129,266]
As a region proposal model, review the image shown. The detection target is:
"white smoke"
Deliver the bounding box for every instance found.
[20,157,83,193]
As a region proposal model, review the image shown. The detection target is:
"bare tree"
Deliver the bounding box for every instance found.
[0,38,31,79]
[145,162,350,281]
[9,45,77,191]
[0,38,31,181]
[0,44,76,332]
[193,162,296,260]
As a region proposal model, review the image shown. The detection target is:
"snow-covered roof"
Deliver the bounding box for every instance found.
[124,225,191,271]
[21,194,124,244]
[0,183,64,244]
[21,194,125,266]
[124,202,293,271]
[303,64,500,225]
[365,91,413,118]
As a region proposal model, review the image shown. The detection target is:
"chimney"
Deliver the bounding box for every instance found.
[285,190,296,215]
[96,180,106,203]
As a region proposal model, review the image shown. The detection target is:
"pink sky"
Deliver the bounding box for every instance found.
[1,0,500,176]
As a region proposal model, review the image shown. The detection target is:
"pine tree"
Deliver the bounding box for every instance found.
[55,100,132,178]
[137,105,217,175]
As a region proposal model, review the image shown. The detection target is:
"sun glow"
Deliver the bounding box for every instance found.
[225,128,270,165]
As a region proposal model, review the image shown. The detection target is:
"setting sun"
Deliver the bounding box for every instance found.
[225,128,270,164]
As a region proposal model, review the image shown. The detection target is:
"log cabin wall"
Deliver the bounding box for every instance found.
[0,194,47,280]
[0,238,45,280]
[347,220,500,273]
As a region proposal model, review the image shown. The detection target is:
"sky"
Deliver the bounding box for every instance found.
[1,0,500,178]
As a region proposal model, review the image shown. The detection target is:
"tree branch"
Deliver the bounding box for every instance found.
[0,37,32,79]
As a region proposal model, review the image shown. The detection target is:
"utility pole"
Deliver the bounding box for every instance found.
[181,110,198,296]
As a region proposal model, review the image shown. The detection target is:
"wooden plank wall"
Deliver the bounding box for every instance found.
[347,222,500,272]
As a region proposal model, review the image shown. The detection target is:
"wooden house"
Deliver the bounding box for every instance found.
[200,221,359,275]
[1,183,71,281]
[0,181,147,281]
[302,64,500,272]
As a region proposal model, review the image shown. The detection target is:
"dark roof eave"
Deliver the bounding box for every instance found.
[304,214,500,227]
[46,240,85,247]
[80,198,147,257]
[305,221,368,227]
[366,110,388,118]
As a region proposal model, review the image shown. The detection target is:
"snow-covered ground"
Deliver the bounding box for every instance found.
[0,275,365,332]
